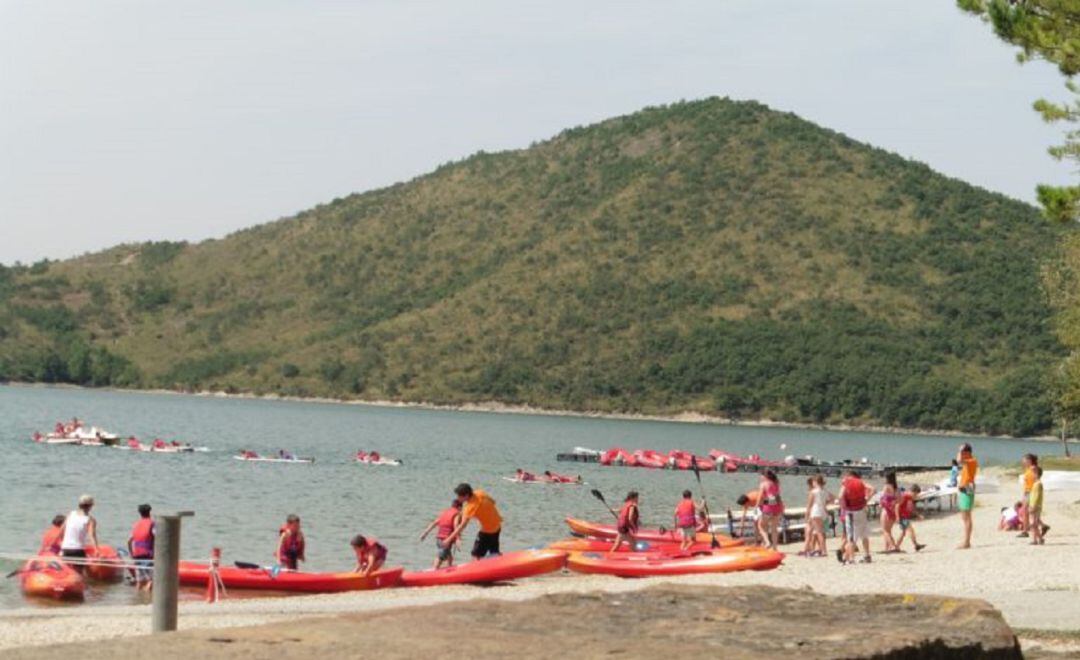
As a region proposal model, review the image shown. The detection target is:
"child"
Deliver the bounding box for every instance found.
[351,535,388,576]
[894,485,925,552]
[674,490,698,551]
[127,504,155,591]
[1029,467,1045,546]
[999,503,1022,531]
[612,491,640,552]
[879,472,900,553]
[38,515,66,555]
[802,475,832,557]
[275,514,305,570]
[419,500,462,569]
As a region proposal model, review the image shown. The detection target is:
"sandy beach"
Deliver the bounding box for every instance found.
[1,467,1077,654]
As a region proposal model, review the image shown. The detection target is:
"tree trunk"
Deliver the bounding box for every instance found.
[1063,417,1072,458]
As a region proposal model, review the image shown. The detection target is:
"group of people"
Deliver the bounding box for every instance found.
[999,453,1050,544]
[38,495,157,590]
[512,469,583,484]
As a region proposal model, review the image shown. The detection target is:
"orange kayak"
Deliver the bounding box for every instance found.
[178,562,403,593]
[20,557,86,601]
[548,537,719,554]
[400,549,567,587]
[84,545,124,582]
[566,546,784,577]
[565,517,742,547]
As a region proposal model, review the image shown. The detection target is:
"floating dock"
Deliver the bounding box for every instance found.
[556,451,947,477]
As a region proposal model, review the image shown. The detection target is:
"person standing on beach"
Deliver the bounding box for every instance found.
[956,444,978,549]
[419,499,462,569]
[894,484,926,552]
[674,490,698,551]
[1028,467,1046,546]
[756,471,784,550]
[127,504,155,591]
[837,471,874,564]
[735,490,761,543]
[275,514,305,570]
[1019,454,1039,538]
[612,491,640,552]
[60,495,99,571]
[444,483,503,559]
[879,472,900,553]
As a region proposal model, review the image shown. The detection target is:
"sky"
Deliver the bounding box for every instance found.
[0,0,1074,265]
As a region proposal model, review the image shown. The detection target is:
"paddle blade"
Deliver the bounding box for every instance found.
[590,489,606,504]
[691,456,702,482]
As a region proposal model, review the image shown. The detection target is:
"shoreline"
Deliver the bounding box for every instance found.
[4,380,1077,445]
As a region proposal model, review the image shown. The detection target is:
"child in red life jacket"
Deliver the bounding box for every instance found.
[419,500,463,569]
[276,515,305,570]
[351,535,388,576]
[612,491,640,552]
[674,490,699,551]
[894,485,926,552]
[127,504,155,590]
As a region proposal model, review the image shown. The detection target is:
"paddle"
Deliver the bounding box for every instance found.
[590,489,619,521]
[691,456,722,549]
[4,569,22,578]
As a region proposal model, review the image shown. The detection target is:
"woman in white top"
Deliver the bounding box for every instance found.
[800,475,832,557]
[60,494,99,563]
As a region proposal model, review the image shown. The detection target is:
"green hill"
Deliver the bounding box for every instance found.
[0,98,1065,435]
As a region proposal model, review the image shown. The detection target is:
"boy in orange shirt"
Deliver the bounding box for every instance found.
[445,483,503,559]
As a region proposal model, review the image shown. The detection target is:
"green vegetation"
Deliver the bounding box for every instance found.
[0,98,1067,434]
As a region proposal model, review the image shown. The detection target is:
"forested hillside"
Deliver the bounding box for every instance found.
[0,98,1064,435]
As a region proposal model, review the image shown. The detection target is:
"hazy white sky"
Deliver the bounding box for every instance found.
[0,0,1073,265]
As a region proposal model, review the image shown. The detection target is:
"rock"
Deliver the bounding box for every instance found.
[3,585,1021,659]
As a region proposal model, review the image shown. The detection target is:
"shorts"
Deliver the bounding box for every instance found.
[679,526,695,540]
[898,519,911,531]
[844,509,869,542]
[60,548,87,559]
[958,490,975,512]
[280,551,299,570]
[436,539,453,561]
[133,557,153,581]
[472,530,501,558]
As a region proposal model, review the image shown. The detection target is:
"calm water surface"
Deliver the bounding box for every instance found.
[0,384,1050,609]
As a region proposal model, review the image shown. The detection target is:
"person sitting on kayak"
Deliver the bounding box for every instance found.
[152,438,167,450]
[369,451,381,462]
[128,437,142,450]
[612,491,640,552]
[350,535,388,576]
[239,449,258,459]
[276,514,305,570]
[419,500,463,569]
[127,504,155,591]
[444,483,503,559]
[674,490,699,551]
[60,495,99,572]
[278,449,296,460]
[39,515,66,555]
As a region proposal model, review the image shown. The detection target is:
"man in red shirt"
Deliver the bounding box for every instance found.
[837,470,875,565]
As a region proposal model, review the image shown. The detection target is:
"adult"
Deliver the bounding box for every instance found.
[276,514,306,569]
[956,443,978,549]
[837,471,874,564]
[879,472,900,553]
[735,490,761,542]
[444,483,503,559]
[1019,453,1038,537]
[38,515,66,555]
[60,495,99,571]
[127,504,155,591]
[755,471,784,550]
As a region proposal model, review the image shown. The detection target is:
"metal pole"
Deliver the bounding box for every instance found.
[152,511,193,633]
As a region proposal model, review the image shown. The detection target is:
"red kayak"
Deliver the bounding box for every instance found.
[84,545,124,582]
[668,450,717,471]
[400,549,567,588]
[565,517,742,548]
[19,557,85,601]
[566,546,784,577]
[632,449,667,469]
[548,537,718,554]
[600,448,631,466]
[178,562,403,593]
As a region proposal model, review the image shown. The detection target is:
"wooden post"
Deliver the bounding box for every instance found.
[152,511,194,633]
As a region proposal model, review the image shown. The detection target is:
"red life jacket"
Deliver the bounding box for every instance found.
[617,501,639,533]
[898,493,915,520]
[279,526,305,555]
[435,508,459,540]
[40,526,63,555]
[675,499,696,527]
[842,477,867,511]
[130,518,155,558]
[355,537,387,561]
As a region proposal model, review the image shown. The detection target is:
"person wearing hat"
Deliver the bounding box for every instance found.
[60,495,99,570]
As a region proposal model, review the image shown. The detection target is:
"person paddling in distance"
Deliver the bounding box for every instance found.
[756,471,784,550]
[956,443,978,549]
[674,490,699,551]
[275,514,305,570]
[127,504,155,591]
[350,535,388,576]
[837,470,874,565]
[419,500,463,569]
[39,515,66,555]
[444,483,504,560]
[611,491,640,552]
[60,495,99,572]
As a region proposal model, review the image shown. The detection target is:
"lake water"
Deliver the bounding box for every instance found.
[0,384,1051,609]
